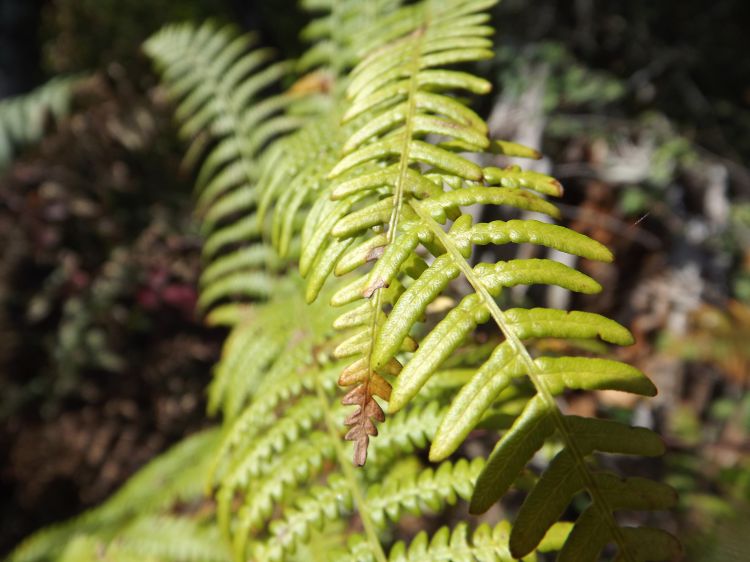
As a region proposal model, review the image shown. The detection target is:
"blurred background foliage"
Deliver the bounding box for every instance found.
[0,0,748,559]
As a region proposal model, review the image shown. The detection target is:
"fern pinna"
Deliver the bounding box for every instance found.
[8,1,680,561]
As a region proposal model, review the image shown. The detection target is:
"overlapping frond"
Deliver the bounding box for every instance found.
[204,275,538,562]
[205,285,428,560]
[250,457,483,562]
[255,115,347,260]
[255,0,419,264]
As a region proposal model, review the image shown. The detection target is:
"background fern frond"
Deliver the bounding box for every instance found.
[297,0,403,74]
[0,76,79,171]
[144,21,312,316]
[8,430,220,562]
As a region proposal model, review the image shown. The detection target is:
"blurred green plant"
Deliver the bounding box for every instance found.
[666,394,750,561]
[0,76,79,171]
[660,301,750,386]
[495,42,625,112]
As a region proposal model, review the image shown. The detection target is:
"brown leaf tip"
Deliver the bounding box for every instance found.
[342,383,387,466]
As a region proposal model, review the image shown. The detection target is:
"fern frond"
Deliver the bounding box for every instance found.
[366,400,445,465]
[256,115,346,259]
[339,519,575,562]
[145,22,310,314]
[210,358,338,469]
[397,199,678,559]
[253,0,416,267]
[250,458,484,562]
[205,279,512,562]
[103,516,230,562]
[0,76,79,170]
[248,474,353,562]
[54,517,229,562]
[207,276,338,420]
[8,430,221,562]
[229,431,337,546]
[292,0,679,558]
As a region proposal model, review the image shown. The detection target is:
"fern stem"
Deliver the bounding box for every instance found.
[315,382,388,562]
[367,23,426,335]
[410,199,635,562]
[386,26,425,242]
